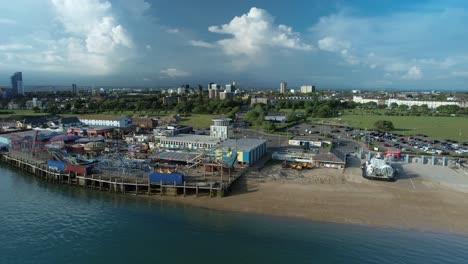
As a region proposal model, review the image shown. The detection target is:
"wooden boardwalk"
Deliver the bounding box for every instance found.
[0,153,247,198]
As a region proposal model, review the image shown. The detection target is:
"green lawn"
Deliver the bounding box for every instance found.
[179,114,224,129]
[0,110,48,118]
[314,114,468,142]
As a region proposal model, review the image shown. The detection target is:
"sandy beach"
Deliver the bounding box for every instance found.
[150,162,468,235]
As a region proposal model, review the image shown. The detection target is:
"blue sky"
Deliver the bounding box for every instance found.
[1,0,468,90]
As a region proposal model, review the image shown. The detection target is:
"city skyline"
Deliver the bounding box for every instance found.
[1,0,468,90]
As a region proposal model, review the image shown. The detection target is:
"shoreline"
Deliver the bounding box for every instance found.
[142,176,468,236]
[3,155,468,236]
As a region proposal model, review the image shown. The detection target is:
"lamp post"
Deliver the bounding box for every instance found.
[365,127,369,151]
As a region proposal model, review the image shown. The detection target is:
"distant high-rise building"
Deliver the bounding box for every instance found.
[177,87,185,94]
[280,81,287,94]
[225,84,233,93]
[11,72,23,95]
[72,84,77,95]
[208,83,220,99]
[300,85,315,94]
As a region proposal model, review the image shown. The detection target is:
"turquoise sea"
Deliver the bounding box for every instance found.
[1,165,467,264]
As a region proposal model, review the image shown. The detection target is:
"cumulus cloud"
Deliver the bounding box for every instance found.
[318,36,358,65]
[46,0,133,74]
[51,0,133,54]
[318,37,350,52]
[310,7,468,81]
[160,68,191,78]
[189,40,215,48]
[402,66,423,80]
[206,7,311,56]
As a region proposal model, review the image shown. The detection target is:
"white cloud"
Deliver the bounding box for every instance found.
[166,28,179,34]
[0,44,33,51]
[0,18,16,24]
[402,66,423,80]
[160,68,191,78]
[310,7,468,82]
[146,44,152,50]
[50,0,133,54]
[207,7,311,56]
[318,37,350,52]
[43,0,133,74]
[189,40,215,48]
[318,36,358,65]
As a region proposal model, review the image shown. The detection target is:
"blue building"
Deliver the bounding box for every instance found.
[218,138,267,165]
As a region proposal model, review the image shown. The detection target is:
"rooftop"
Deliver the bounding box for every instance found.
[313,148,345,164]
[79,115,130,121]
[0,129,64,142]
[152,151,200,162]
[157,134,221,144]
[219,138,266,152]
[212,118,232,122]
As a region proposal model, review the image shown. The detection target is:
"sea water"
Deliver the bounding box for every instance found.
[1,165,467,264]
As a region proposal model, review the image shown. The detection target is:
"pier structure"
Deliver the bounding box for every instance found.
[0,153,247,197]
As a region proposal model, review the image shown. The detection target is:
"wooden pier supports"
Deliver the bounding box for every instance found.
[0,153,238,198]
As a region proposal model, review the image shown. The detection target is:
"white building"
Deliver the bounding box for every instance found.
[353,96,466,109]
[386,98,462,109]
[157,134,220,150]
[79,115,132,127]
[210,118,233,140]
[300,85,315,93]
[280,81,287,94]
[352,96,381,104]
[225,84,233,93]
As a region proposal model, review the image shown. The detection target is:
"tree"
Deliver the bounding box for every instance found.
[316,105,333,118]
[261,121,276,132]
[437,105,459,115]
[390,102,398,109]
[374,120,395,131]
[398,104,409,111]
[286,111,300,123]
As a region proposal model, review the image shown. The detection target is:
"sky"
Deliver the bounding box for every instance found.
[1,0,468,90]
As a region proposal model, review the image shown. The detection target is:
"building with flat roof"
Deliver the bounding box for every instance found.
[79,115,132,127]
[251,97,269,105]
[156,134,221,150]
[219,91,234,100]
[11,72,24,95]
[219,138,267,164]
[300,85,315,94]
[72,84,77,95]
[210,118,233,139]
[280,81,287,94]
[272,150,317,164]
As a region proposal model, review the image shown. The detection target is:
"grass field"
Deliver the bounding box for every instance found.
[179,114,224,129]
[315,114,468,142]
[0,110,48,119]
